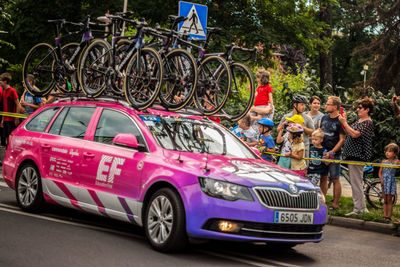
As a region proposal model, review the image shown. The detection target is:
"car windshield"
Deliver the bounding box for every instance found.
[140,115,257,159]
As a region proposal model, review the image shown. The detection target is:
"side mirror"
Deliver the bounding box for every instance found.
[113,133,146,151]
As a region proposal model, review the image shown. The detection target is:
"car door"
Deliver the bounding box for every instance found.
[79,108,147,222]
[39,106,96,206]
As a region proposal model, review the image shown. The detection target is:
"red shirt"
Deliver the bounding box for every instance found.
[208,116,221,124]
[254,84,273,106]
[3,86,18,121]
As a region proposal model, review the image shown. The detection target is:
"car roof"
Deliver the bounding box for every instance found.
[50,97,206,121]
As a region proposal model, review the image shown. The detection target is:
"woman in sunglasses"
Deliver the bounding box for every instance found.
[339,97,374,216]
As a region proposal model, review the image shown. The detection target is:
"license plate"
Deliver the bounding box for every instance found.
[274,211,314,224]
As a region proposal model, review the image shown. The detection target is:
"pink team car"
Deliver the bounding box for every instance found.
[3,98,327,252]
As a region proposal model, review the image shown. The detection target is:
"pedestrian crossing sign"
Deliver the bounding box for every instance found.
[178,1,208,39]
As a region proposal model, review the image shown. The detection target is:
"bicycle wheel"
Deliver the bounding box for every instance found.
[195,56,231,115]
[22,43,58,97]
[60,42,79,92]
[107,39,133,96]
[366,181,397,209]
[220,62,255,121]
[159,49,197,111]
[79,39,112,97]
[124,47,163,110]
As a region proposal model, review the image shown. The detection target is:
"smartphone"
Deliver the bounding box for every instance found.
[340,107,344,115]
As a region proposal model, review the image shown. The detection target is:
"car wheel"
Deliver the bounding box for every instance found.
[15,163,44,212]
[144,188,187,252]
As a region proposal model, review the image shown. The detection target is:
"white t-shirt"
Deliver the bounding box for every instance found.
[242,127,258,143]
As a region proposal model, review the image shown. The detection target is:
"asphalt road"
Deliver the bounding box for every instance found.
[1,180,399,267]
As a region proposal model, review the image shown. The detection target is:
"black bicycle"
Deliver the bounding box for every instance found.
[78,13,163,109]
[22,16,106,96]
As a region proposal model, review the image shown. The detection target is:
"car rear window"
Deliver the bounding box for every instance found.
[25,107,60,132]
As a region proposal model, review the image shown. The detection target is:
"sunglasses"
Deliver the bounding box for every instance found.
[357,106,364,110]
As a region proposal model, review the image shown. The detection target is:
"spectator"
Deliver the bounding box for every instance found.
[307,129,327,186]
[250,69,274,131]
[230,114,258,146]
[276,114,304,169]
[340,97,374,216]
[20,74,43,117]
[391,94,400,119]
[257,118,275,162]
[285,123,307,177]
[279,94,314,159]
[307,96,324,131]
[319,96,346,210]
[378,143,399,222]
[0,73,21,144]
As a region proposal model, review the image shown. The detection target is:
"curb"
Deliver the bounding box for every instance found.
[328,215,400,236]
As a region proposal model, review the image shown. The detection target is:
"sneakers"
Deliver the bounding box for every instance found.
[345,208,369,216]
[345,211,359,216]
[362,208,369,214]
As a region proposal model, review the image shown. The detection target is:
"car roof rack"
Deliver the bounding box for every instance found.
[52,92,233,120]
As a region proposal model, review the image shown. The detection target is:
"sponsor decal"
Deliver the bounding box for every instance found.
[51,147,68,154]
[96,155,125,187]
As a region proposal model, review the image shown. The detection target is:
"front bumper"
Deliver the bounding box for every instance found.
[182,184,327,242]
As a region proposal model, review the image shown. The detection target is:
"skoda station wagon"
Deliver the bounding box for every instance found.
[2,98,327,252]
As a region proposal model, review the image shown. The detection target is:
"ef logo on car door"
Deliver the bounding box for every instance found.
[96,155,126,187]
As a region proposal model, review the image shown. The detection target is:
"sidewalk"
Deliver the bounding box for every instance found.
[326,176,400,236]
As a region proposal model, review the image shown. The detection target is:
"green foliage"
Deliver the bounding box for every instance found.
[326,195,400,223]
[0,0,14,68]
[268,65,327,123]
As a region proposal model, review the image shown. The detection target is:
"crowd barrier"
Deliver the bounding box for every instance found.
[265,151,400,169]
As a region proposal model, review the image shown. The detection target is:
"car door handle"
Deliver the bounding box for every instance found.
[41,144,51,149]
[83,152,95,158]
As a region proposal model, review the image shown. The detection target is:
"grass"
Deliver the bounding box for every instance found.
[326,195,400,224]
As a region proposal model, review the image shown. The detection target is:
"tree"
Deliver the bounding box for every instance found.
[0,0,14,68]
[350,0,400,94]
[319,1,333,90]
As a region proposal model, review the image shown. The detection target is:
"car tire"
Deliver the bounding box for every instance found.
[15,163,44,212]
[144,188,188,252]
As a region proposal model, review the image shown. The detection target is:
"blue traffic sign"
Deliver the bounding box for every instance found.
[178,1,208,39]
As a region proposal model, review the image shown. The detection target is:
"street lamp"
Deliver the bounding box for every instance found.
[361,64,368,89]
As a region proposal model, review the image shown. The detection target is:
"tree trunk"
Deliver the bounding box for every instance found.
[319,3,333,92]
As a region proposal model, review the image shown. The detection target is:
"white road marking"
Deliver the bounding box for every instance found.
[0,206,144,240]
[0,181,8,187]
[219,250,303,267]
[196,249,277,267]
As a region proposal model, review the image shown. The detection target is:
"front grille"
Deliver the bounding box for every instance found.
[254,187,319,210]
[203,219,324,240]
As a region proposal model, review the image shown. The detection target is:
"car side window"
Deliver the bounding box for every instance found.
[25,107,60,132]
[58,107,95,139]
[48,107,69,135]
[94,109,145,146]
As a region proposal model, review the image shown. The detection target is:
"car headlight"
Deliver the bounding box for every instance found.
[317,190,326,204]
[198,177,254,202]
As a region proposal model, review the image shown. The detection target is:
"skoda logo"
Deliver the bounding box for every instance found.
[289,184,298,194]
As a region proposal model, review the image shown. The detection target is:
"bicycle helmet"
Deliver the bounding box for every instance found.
[286,123,304,133]
[285,114,304,125]
[257,118,274,127]
[292,94,308,104]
